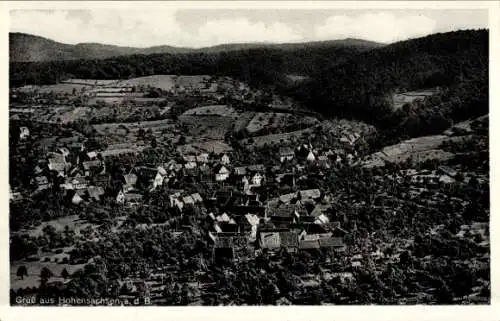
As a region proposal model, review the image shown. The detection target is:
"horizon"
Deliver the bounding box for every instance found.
[9,9,488,48]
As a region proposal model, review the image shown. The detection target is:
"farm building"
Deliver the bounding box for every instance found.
[279,147,295,163]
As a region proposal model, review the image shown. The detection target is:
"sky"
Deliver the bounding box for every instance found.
[9,8,488,48]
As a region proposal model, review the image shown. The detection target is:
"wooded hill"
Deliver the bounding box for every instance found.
[10,32,381,62]
[10,30,488,140]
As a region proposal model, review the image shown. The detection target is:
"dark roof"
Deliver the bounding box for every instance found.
[299,239,320,249]
[279,231,299,248]
[215,236,234,249]
[280,147,295,156]
[247,164,265,172]
[270,204,299,218]
[319,237,344,248]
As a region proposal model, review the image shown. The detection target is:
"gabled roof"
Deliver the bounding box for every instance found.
[299,239,320,249]
[260,232,280,249]
[299,189,321,199]
[183,155,197,163]
[87,186,105,199]
[247,164,265,172]
[125,193,143,202]
[35,176,49,185]
[214,236,234,249]
[245,214,260,226]
[234,166,247,175]
[279,147,295,156]
[191,193,203,203]
[279,193,297,204]
[216,165,230,174]
[319,237,344,248]
[123,174,138,186]
[82,160,101,170]
[182,195,195,205]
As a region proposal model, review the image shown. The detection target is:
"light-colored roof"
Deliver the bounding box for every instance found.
[260,232,280,249]
[299,189,321,199]
[182,196,195,205]
[191,193,203,203]
[245,214,260,226]
[124,174,138,186]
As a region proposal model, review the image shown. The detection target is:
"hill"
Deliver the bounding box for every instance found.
[288,29,488,142]
[10,32,382,62]
[9,33,193,62]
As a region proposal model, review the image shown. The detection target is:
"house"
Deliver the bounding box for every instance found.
[279,192,297,204]
[314,214,330,225]
[184,161,197,170]
[87,151,98,160]
[242,214,260,239]
[136,167,164,191]
[279,147,295,163]
[259,232,281,250]
[82,160,102,176]
[34,176,51,189]
[70,177,89,190]
[310,204,329,217]
[19,127,30,140]
[251,173,264,186]
[183,155,197,164]
[317,155,330,169]
[182,195,195,206]
[124,193,143,205]
[196,153,209,164]
[268,204,303,223]
[87,186,105,201]
[247,164,265,173]
[299,189,321,201]
[299,239,320,251]
[233,166,247,176]
[191,193,203,203]
[306,151,316,162]
[122,174,138,192]
[438,165,458,178]
[279,231,299,251]
[213,236,235,260]
[215,165,230,181]
[58,147,70,158]
[221,154,230,165]
[93,173,110,187]
[71,191,84,205]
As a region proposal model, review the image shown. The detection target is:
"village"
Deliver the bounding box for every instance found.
[9,74,490,305]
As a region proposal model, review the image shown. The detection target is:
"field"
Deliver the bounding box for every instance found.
[392,88,439,110]
[234,112,256,133]
[23,215,97,238]
[245,112,318,135]
[182,105,237,118]
[177,139,233,155]
[318,119,377,137]
[179,115,234,140]
[11,260,87,291]
[61,79,120,86]
[362,134,474,167]
[16,84,92,95]
[94,119,179,145]
[239,127,316,148]
[115,75,213,91]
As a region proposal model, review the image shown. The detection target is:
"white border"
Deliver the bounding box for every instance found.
[1,2,499,321]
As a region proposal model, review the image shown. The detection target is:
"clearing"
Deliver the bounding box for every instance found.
[392,88,439,110]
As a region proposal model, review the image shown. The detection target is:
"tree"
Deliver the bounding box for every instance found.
[61,268,70,279]
[40,267,53,280]
[16,265,28,280]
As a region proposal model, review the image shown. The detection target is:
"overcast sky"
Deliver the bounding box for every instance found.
[9,9,488,48]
